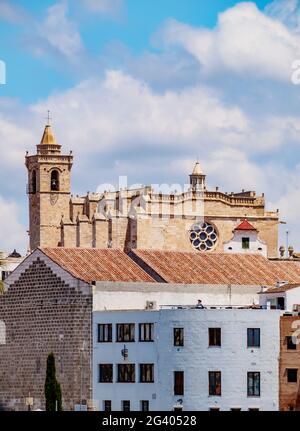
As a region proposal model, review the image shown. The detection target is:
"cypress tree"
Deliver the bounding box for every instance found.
[44,353,62,411]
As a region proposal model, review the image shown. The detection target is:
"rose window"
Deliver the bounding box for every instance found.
[189,222,218,251]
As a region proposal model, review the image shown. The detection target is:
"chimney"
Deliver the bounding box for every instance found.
[276,280,289,288]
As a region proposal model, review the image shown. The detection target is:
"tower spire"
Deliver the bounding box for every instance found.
[37,115,61,155]
[190,161,206,191]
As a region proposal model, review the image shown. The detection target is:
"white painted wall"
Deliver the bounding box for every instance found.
[93,282,261,312]
[260,286,300,312]
[224,231,267,257]
[92,308,281,411]
[0,255,24,282]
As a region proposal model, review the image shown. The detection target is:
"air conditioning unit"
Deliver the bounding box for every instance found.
[146,301,157,310]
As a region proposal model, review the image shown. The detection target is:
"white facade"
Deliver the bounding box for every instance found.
[0,251,24,285]
[259,285,300,312]
[93,282,261,311]
[224,231,267,257]
[92,308,281,411]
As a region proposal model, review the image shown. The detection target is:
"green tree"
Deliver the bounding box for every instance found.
[44,353,63,411]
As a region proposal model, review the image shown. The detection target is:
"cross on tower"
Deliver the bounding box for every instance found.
[46,110,52,125]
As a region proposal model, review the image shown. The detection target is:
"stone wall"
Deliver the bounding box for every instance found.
[0,253,92,411]
[279,316,300,411]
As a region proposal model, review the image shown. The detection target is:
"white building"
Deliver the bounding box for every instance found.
[0,250,23,284]
[93,307,281,411]
[224,219,267,257]
[259,283,300,312]
[93,281,261,310]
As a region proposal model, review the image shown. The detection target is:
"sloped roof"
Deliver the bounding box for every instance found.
[39,247,154,283]
[192,162,203,175]
[40,125,58,146]
[261,284,300,294]
[130,250,300,286]
[234,219,257,231]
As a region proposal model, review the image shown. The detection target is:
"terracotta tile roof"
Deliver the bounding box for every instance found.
[261,284,300,294]
[130,250,300,286]
[234,219,257,231]
[39,247,154,283]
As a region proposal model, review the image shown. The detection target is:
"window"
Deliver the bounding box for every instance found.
[31,170,37,194]
[174,328,184,347]
[209,371,221,396]
[140,364,154,383]
[122,401,130,412]
[118,364,135,383]
[139,323,154,342]
[99,364,113,383]
[231,408,241,411]
[247,328,260,348]
[98,324,112,343]
[116,324,135,342]
[242,237,250,249]
[174,407,183,411]
[174,371,184,396]
[286,336,297,350]
[287,368,298,383]
[103,401,111,412]
[247,372,260,397]
[140,401,149,412]
[50,170,59,192]
[189,222,218,252]
[248,408,259,411]
[1,271,10,281]
[277,297,285,310]
[209,328,221,347]
[209,407,220,411]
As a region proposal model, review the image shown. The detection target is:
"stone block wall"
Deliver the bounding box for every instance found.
[279,316,300,411]
[0,255,92,411]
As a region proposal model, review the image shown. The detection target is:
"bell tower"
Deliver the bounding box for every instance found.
[190,162,206,191]
[25,122,73,251]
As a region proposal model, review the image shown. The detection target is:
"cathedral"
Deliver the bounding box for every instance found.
[26,124,279,258]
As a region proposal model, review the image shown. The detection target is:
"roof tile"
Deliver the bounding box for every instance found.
[131,250,300,286]
[39,247,154,283]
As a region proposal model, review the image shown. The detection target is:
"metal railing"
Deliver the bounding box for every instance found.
[159,304,269,310]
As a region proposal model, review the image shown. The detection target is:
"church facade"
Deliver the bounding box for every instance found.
[26,124,279,258]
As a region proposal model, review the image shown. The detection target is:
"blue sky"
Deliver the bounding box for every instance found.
[0,0,300,253]
[0,0,272,103]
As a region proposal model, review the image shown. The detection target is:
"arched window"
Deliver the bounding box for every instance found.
[51,170,59,192]
[31,170,37,194]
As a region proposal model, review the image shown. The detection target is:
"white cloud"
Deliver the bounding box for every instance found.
[80,0,124,14]
[265,0,300,28]
[0,0,28,23]
[37,1,84,62]
[28,70,300,160]
[31,70,249,155]
[2,2,300,253]
[0,195,27,253]
[0,116,35,166]
[161,2,300,82]
[1,67,300,250]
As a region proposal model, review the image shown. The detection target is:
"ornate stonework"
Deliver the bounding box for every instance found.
[26,126,279,258]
